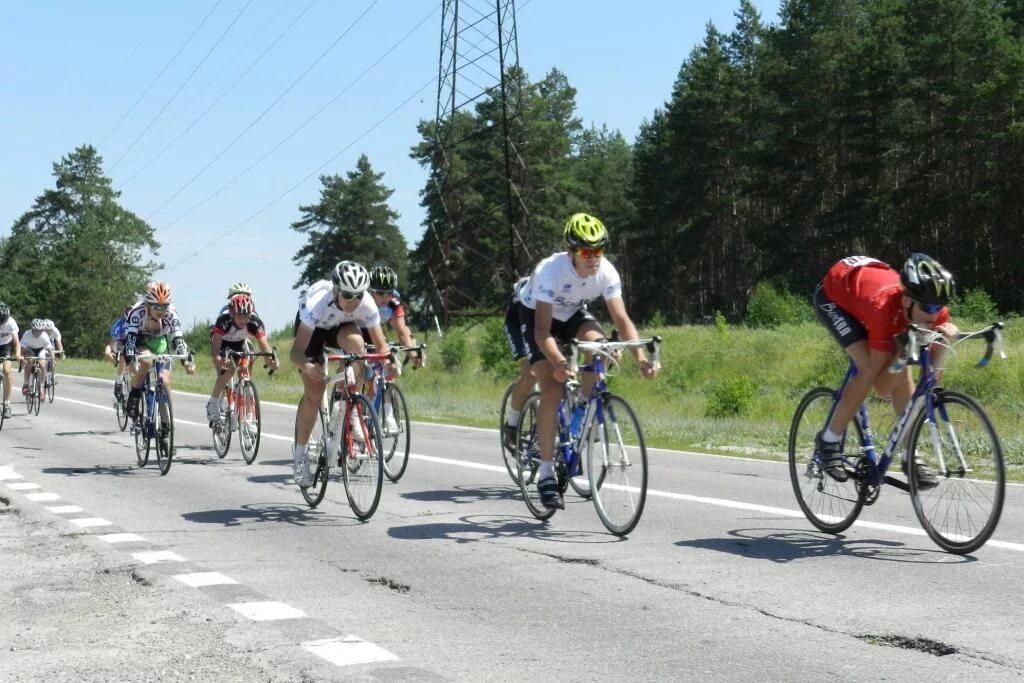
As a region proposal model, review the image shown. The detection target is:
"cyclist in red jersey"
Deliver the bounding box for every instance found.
[812,254,957,487]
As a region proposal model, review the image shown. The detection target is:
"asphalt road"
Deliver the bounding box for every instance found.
[1,373,1023,681]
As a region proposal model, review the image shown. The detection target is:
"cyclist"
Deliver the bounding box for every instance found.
[123,282,196,421]
[812,253,957,488]
[103,306,134,401]
[500,276,534,450]
[0,302,21,417]
[21,319,54,400]
[365,263,422,432]
[289,260,394,487]
[205,293,279,425]
[519,213,657,510]
[41,319,63,386]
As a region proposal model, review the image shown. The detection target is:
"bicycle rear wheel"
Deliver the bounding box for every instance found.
[381,383,410,482]
[115,375,130,432]
[28,372,40,416]
[342,394,384,520]
[212,392,231,459]
[788,387,866,534]
[237,380,262,465]
[46,369,55,403]
[0,374,6,432]
[907,389,1005,555]
[300,411,330,508]
[588,395,648,536]
[134,394,150,468]
[155,387,174,475]
[515,393,556,520]
[499,382,519,483]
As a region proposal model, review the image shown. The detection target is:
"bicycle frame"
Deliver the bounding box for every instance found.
[322,347,394,458]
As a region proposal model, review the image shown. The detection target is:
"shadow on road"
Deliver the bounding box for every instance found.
[399,484,524,505]
[42,464,163,478]
[182,502,363,527]
[388,513,620,545]
[675,527,973,563]
[53,430,118,437]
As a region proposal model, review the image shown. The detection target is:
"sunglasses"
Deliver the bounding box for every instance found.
[370,288,392,296]
[148,304,170,312]
[576,247,604,259]
[915,301,943,314]
[335,288,361,301]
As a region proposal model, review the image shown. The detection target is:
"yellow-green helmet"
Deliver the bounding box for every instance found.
[563,213,609,249]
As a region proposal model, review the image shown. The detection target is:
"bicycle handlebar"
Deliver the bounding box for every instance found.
[569,336,662,373]
[224,346,279,375]
[890,322,1005,373]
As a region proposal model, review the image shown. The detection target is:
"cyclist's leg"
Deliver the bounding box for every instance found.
[291,321,330,485]
[567,310,604,397]
[505,301,535,425]
[207,344,235,423]
[336,323,369,439]
[1,355,11,415]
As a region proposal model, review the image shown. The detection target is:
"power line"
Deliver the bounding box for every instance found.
[144,0,380,222]
[97,0,225,149]
[158,5,438,231]
[157,76,436,276]
[109,0,255,173]
[120,0,318,187]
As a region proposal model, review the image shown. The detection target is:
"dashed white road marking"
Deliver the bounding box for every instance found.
[174,571,238,587]
[97,532,146,543]
[7,481,41,490]
[0,466,22,481]
[227,601,306,621]
[304,636,399,666]
[44,505,84,514]
[25,492,61,502]
[69,517,113,528]
[132,550,186,564]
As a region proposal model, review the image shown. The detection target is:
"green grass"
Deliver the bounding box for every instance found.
[59,318,1024,477]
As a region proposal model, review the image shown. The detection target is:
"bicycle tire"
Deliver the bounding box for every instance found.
[134,392,150,468]
[341,394,384,520]
[29,371,41,416]
[907,389,1005,555]
[237,380,262,465]
[588,394,648,536]
[116,375,130,432]
[300,411,330,508]
[155,386,174,476]
[788,387,866,534]
[0,374,6,432]
[498,382,519,483]
[515,393,557,520]
[212,392,231,459]
[46,369,55,403]
[381,383,411,482]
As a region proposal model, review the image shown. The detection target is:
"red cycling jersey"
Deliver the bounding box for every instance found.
[822,256,949,353]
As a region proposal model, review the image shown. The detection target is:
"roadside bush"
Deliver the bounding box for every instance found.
[949,288,998,323]
[184,319,213,354]
[480,317,518,380]
[438,330,470,370]
[746,281,812,328]
[706,376,757,417]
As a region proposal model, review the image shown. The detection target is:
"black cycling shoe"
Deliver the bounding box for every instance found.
[815,431,848,482]
[502,423,517,453]
[114,382,124,402]
[126,389,141,419]
[537,476,564,510]
[902,459,939,490]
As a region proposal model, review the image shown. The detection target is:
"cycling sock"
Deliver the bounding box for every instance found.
[539,460,554,479]
[507,408,521,427]
[823,428,842,443]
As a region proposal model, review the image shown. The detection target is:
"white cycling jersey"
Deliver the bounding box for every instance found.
[298,280,380,330]
[122,303,187,358]
[520,252,623,322]
[20,330,53,353]
[0,317,18,346]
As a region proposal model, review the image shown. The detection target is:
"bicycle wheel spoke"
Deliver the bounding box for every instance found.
[589,395,647,536]
[300,411,330,508]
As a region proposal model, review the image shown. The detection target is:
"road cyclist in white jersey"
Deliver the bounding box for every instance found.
[0,303,22,417]
[518,212,658,510]
[20,319,56,401]
[122,282,196,420]
[500,275,535,450]
[205,291,279,425]
[289,260,395,488]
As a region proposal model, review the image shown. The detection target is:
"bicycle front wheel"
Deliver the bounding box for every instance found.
[134,395,150,468]
[237,380,262,465]
[46,370,55,403]
[515,393,557,520]
[116,375,130,432]
[588,395,648,536]
[155,387,174,475]
[907,389,1005,555]
[300,411,330,508]
[27,372,39,415]
[788,387,865,534]
[0,374,6,432]
[342,394,384,520]
[212,392,231,459]
[381,383,410,482]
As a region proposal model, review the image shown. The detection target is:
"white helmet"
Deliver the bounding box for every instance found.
[31,318,46,331]
[331,261,370,295]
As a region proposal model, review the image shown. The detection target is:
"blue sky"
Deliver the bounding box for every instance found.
[1,0,779,333]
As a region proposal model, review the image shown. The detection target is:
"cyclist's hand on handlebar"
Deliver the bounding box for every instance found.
[638,358,657,380]
[936,321,959,339]
[185,362,197,376]
[553,362,574,384]
[266,356,280,371]
[384,359,399,381]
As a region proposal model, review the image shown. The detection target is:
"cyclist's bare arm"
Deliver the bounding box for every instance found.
[366,324,396,376]
[388,316,421,367]
[606,297,654,375]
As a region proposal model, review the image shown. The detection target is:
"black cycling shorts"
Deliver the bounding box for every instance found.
[813,284,867,348]
[518,303,598,365]
[504,298,528,361]
[293,312,356,364]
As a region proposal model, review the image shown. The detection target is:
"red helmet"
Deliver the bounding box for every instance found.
[228,293,255,316]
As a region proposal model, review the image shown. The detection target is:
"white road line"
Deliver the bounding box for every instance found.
[303,636,399,666]
[70,517,113,528]
[47,391,1024,553]
[133,550,186,564]
[7,481,41,490]
[174,571,238,587]
[227,601,306,621]
[44,505,84,514]
[0,466,22,481]
[25,492,61,502]
[97,533,146,543]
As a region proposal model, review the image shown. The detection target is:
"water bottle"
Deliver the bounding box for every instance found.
[569,402,586,437]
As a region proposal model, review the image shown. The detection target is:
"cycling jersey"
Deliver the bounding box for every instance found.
[376,297,405,327]
[520,252,623,321]
[122,303,187,360]
[109,316,127,343]
[20,330,53,353]
[211,311,267,343]
[49,326,62,344]
[822,256,949,353]
[297,280,380,330]
[0,317,19,346]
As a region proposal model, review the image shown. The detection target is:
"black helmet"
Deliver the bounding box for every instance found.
[0,302,8,324]
[368,263,398,292]
[900,253,955,306]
